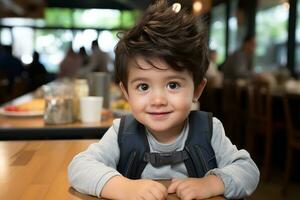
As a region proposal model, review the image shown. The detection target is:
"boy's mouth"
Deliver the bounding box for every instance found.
[147,111,172,119]
[148,111,172,114]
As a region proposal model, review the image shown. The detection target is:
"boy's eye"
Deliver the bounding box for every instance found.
[167,82,180,90]
[137,83,149,91]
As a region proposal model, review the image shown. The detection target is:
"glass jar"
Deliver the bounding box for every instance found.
[44,82,74,124]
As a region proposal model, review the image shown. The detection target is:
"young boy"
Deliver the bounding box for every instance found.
[68,1,259,199]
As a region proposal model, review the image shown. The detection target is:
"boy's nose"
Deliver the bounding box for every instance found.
[150,90,167,106]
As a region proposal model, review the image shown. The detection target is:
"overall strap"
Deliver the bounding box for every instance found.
[116,115,149,179]
[184,111,217,177]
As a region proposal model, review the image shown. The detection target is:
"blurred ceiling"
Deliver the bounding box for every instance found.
[46,0,152,10]
[0,0,153,18]
[0,0,287,19]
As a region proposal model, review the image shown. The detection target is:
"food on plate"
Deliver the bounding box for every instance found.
[4,99,45,112]
[111,99,131,111]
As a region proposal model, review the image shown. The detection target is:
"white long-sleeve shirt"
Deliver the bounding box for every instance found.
[68,117,259,199]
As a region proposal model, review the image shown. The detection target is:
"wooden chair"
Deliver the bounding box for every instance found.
[245,80,272,181]
[199,82,222,118]
[221,80,244,147]
[282,93,300,194]
[0,71,9,103]
[11,75,30,99]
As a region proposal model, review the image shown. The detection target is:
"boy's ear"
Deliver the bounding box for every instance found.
[193,78,207,102]
[119,82,129,101]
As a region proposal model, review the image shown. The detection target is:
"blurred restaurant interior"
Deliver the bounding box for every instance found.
[1,0,300,199]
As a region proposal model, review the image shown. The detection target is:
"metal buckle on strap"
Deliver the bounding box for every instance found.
[143,151,189,167]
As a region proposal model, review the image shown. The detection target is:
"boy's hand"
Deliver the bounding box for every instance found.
[167,175,224,200]
[125,179,168,200]
[101,176,168,200]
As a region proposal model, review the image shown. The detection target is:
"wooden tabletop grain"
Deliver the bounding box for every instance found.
[0,139,225,200]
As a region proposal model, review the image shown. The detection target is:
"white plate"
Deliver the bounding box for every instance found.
[0,108,44,117]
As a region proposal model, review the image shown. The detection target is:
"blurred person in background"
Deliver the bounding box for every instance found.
[79,46,89,66]
[76,46,91,78]
[222,34,256,80]
[76,40,111,78]
[206,49,223,88]
[26,51,51,90]
[58,47,83,78]
[0,44,26,95]
[88,40,110,73]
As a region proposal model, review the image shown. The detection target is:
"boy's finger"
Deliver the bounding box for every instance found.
[171,178,178,182]
[167,179,181,193]
[156,182,168,198]
[150,189,167,200]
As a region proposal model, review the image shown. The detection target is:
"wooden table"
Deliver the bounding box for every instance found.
[0,91,113,140]
[0,114,112,140]
[0,140,225,200]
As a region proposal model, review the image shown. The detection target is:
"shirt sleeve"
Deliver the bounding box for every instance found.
[207,117,260,199]
[68,119,122,197]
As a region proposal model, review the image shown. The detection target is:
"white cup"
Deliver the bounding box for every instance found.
[80,96,103,123]
[88,72,111,108]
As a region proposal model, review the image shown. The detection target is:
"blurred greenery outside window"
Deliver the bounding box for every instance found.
[44,8,73,27]
[0,8,139,73]
[45,8,139,29]
[255,1,288,72]
[209,3,226,65]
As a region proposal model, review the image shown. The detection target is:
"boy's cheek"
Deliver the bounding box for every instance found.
[128,98,145,110]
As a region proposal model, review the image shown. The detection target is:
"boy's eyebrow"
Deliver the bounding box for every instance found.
[129,75,187,84]
[129,77,148,84]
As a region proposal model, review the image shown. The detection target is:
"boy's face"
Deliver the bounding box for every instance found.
[120,56,206,140]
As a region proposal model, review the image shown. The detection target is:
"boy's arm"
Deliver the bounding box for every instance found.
[68,120,122,197]
[101,176,168,200]
[210,117,260,199]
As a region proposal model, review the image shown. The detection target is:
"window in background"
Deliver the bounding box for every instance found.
[0,28,13,45]
[209,3,226,65]
[295,0,300,75]
[73,29,98,53]
[35,29,73,73]
[12,27,34,65]
[255,1,289,72]
[0,18,41,27]
[73,9,121,29]
[42,8,138,73]
[98,30,118,53]
[0,18,38,61]
[0,8,139,74]
[228,0,239,54]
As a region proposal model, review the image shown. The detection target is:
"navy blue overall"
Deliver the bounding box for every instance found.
[116,111,217,179]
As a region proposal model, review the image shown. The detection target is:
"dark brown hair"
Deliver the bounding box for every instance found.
[114,0,209,89]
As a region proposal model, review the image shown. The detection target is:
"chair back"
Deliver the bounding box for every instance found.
[247,80,272,123]
[221,80,244,144]
[0,71,9,103]
[222,80,239,111]
[283,93,300,146]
